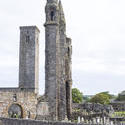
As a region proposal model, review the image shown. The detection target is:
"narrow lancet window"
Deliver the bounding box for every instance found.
[68,47,70,57]
[50,11,54,21]
[26,36,30,43]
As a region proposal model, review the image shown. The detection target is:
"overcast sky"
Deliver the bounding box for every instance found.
[0,0,125,95]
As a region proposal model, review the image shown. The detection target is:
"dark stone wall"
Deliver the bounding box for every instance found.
[65,38,72,120]
[0,118,103,125]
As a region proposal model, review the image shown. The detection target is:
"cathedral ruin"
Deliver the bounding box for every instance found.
[0,0,72,121]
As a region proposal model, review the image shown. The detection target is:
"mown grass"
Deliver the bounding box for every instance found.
[112,112,125,117]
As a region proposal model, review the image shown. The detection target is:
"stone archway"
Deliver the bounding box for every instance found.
[8,104,23,118]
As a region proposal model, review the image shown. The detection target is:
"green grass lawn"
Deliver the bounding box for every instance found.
[112,112,125,118]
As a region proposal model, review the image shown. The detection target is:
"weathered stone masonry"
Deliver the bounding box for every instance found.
[0,89,37,119]
[44,0,72,121]
[0,0,72,121]
[0,26,40,119]
[19,26,40,94]
[0,118,103,125]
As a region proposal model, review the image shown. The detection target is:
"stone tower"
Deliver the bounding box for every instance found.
[44,0,60,120]
[44,0,72,121]
[19,26,40,94]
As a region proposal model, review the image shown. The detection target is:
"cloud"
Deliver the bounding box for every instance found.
[73,71,125,95]
[0,0,125,95]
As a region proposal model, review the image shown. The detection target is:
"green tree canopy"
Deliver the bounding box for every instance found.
[89,92,110,105]
[72,88,83,103]
[116,91,125,101]
[99,91,115,99]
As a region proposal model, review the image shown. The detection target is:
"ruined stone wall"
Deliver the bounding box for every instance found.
[36,101,50,120]
[0,118,105,125]
[65,38,72,119]
[110,101,125,112]
[44,0,73,121]
[58,1,67,120]
[0,89,37,119]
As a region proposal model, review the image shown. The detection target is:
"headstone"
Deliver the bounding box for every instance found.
[78,116,80,123]
[97,118,100,124]
[111,121,114,125]
[81,117,84,122]
[93,118,96,124]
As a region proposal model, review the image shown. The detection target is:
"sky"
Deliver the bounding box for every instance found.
[0,0,125,95]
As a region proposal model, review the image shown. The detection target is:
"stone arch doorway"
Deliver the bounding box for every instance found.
[8,104,23,118]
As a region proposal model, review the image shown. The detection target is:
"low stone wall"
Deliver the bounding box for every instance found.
[0,117,125,125]
[0,118,101,125]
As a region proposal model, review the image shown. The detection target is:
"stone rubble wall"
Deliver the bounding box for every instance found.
[0,118,105,125]
[36,102,50,120]
[0,89,37,119]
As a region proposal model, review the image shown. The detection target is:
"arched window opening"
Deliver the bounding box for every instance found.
[8,104,23,118]
[50,11,54,21]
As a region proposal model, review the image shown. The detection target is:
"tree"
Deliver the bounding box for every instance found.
[72,88,83,103]
[116,91,125,101]
[99,91,115,99]
[89,93,110,105]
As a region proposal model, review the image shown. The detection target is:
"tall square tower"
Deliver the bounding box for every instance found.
[19,26,40,94]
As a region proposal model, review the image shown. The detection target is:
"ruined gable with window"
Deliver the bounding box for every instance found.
[0,0,72,121]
